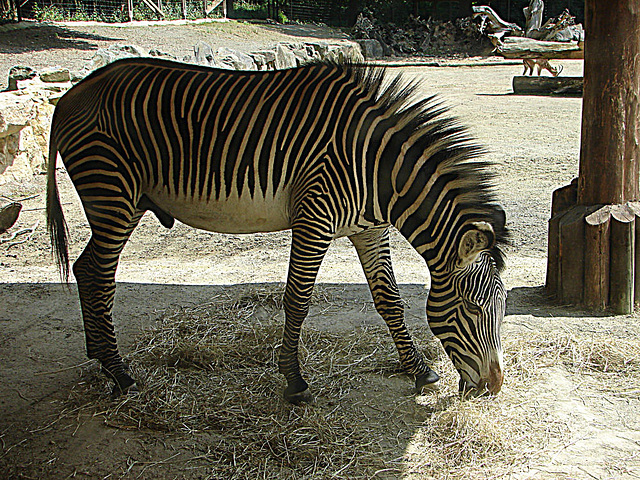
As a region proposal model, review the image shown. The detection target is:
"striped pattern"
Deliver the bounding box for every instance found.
[47,58,508,399]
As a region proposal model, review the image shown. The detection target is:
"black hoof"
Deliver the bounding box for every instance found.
[284,388,314,405]
[111,380,138,398]
[415,369,440,393]
[102,366,136,396]
[283,378,313,404]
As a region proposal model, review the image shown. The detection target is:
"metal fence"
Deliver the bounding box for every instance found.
[16,0,226,22]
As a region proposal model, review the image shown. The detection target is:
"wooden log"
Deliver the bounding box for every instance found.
[546,210,563,297]
[630,202,640,305]
[513,76,583,96]
[495,37,583,59]
[551,178,578,217]
[546,180,578,296]
[609,204,636,314]
[578,0,640,206]
[558,206,587,304]
[584,205,610,310]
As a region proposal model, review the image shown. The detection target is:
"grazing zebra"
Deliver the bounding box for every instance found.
[47,58,508,402]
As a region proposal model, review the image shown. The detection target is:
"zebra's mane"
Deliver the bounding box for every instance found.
[338,62,509,271]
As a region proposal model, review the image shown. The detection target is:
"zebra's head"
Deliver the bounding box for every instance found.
[426,221,507,396]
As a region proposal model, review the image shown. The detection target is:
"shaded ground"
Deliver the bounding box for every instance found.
[1,21,639,480]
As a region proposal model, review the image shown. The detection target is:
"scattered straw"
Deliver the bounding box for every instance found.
[67,285,640,479]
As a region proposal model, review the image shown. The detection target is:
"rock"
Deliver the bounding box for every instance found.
[355,39,385,59]
[0,94,34,138]
[40,67,71,83]
[0,202,21,234]
[194,42,216,66]
[248,53,267,70]
[325,44,364,64]
[7,66,36,92]
[251,50,276,70]
[0,85,60,184]
[149,49,177,60]
[70,70,88,83]
[88,44,145,71]
[275,43,297,70]
[306,42,329,58]
[217,47,257,70]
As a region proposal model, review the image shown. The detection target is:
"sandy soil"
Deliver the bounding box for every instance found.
[1,21,639,480]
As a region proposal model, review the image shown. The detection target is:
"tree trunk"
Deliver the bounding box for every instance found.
[578,1,640,206]
[546,0,640,314]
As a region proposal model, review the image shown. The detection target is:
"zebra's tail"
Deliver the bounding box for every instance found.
[46,111,70,283]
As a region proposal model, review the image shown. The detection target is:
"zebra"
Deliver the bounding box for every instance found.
[46,58,508,402]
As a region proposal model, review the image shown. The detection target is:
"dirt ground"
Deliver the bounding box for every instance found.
[1,21,639,480]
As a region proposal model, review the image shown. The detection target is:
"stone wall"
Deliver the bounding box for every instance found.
[0,40,364,184]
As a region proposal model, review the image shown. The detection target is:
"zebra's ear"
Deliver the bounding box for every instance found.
[457,222,495,268]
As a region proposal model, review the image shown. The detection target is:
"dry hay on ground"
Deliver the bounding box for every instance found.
[65,286,640,479]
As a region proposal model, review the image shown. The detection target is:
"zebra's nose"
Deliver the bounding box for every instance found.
[485,361,503,395]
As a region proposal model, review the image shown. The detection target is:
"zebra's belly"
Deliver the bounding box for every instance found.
[147,190,292,234]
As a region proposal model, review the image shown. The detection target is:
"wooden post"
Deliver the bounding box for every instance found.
[578,1,640,207]
[609,205,636,313]
[545,1,640,313]
[584,206,610,310]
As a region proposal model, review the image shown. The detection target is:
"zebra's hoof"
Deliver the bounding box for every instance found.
[415,369,440,393]
[104,370,137,397]
[283,378,313,404]
[284,388,315,405]
[111,380,139,398]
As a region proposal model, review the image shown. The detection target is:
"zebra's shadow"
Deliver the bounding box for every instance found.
[2,280,449,479]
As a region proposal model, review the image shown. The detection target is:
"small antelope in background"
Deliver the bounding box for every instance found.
[522,58,563,76]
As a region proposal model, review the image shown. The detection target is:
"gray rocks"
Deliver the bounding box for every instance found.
[7,66,36,92]
[217,47,257,70]
[194,41,217,66]
[355,39,385,59]
[40,67,71,83]
[275,43,297,69]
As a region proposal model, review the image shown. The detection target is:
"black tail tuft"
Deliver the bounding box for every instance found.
[46,116,70,283]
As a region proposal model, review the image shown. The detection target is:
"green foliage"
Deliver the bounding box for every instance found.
[233,0,268,19]
[33,4,66,21]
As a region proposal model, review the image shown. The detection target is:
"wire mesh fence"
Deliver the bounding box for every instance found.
[18,0,226,22]
[12,0,334,23]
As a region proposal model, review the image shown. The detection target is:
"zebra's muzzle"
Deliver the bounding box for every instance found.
[458,360,503,397]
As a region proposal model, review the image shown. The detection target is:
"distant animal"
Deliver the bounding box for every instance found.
[523,58,563,76]
[47,58,508,403]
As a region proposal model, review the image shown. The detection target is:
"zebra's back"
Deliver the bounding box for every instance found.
[52,58,368,234]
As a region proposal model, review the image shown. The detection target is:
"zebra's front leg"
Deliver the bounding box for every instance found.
[279,221,333,404]
[349,228,440,393]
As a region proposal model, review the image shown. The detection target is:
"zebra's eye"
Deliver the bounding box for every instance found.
[462,298,481,315]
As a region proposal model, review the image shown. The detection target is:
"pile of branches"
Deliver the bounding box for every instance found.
[528,9,584,42]
[353,13,493,57]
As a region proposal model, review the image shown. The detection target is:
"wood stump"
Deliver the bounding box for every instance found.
[547,181,640,313]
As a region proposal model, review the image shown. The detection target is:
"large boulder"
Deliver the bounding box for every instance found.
[194,42,217,67]
[39,67,71,83]
[7,66,36,92]
[275,43,297,70]
[0,79,66,184]
[216,47,257,71]
[355,39,385,59]
[88,44,145,71]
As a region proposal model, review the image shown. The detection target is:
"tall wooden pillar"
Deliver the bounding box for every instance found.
[546,0,640,313]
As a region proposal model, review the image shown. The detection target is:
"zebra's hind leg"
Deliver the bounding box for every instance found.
[73,206,144,396]
[279,220,333,404]
[349,227,440,393]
